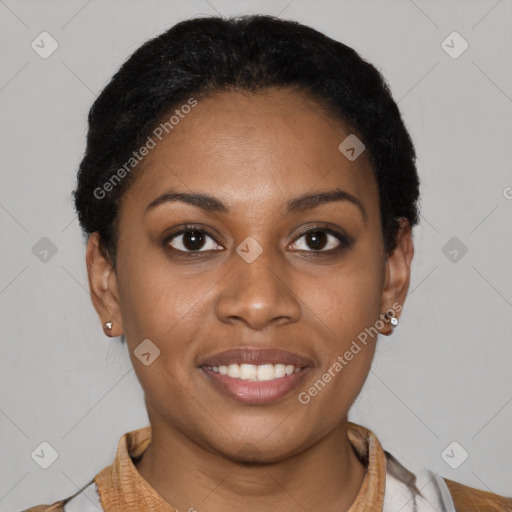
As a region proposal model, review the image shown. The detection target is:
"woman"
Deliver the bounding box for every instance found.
[23,14,511,512]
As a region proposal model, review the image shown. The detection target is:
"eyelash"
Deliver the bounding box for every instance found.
[162,223,354,257]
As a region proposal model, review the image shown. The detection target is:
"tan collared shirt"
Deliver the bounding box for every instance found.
[22,422,511,511]
[93,422,388,511]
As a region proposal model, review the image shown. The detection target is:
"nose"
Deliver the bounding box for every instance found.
[215,244,302,330]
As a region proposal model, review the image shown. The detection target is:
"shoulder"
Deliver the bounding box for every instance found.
[443,477,512,512]
[20,478,100,512]
[20,501,66,512]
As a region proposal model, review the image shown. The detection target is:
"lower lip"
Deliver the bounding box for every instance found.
[200,367,311,405]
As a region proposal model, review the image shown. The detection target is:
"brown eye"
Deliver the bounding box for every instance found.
[164,228,223,253]
[304,231,329,250]
[289,226,353,253]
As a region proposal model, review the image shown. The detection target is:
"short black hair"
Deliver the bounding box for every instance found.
[73,14,420,265]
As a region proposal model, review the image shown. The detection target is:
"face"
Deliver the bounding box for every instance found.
[87,87,413,462]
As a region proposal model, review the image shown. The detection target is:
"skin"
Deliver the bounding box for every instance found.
[86,87,414,512]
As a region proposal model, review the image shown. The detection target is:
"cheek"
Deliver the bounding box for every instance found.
[117,265,206,401]
[292,245,384,408]
[116,252,208,340]
[116,256,222,392]
[298,255,384,340]
[293,263,382,420]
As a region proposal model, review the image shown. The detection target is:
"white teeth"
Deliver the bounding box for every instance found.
[227,364,240,378]
[209,363,302,381]
[257,364,275,381]
[240,364,257,380]
[274,364,286,378]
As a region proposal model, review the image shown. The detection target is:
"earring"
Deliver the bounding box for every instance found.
[383,311,399,329]
[103,321,113,331]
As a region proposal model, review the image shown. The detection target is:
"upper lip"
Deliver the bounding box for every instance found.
[198,348,313,368]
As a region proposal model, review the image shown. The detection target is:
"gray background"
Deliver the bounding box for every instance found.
[1,0,511,509]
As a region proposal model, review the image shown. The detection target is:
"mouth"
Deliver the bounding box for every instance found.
[198,348,313,405]
[204,362,302,381]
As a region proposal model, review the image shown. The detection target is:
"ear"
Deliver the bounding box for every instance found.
[379,218,414,336]
[86,232,124,337]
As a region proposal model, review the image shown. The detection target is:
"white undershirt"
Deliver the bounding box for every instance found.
[383,468,457,511]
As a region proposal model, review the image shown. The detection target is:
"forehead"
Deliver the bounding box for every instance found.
[120,88,379,219]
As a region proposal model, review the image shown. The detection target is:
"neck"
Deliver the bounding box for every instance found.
[135,411,366,512]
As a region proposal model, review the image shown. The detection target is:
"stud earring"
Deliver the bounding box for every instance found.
[103,321,113,331]
[383,311,399,329]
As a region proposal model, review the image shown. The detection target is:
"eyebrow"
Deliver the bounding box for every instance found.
[145,187,367,221]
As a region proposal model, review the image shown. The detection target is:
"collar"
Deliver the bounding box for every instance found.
[94,422,387,511]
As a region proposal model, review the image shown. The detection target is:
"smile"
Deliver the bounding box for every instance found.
[200,365,313,405]
[203,363,302,382]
